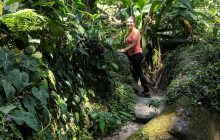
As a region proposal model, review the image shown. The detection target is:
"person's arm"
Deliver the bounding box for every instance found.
[118,30,139,53]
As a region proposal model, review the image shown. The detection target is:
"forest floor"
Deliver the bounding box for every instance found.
[104,83,163,140]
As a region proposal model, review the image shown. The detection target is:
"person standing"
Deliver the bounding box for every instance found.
[118,16,151,97]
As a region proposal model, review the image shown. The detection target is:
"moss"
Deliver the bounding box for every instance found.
[128,96,219,140]
[128,113,176,140]
[0,9,48,32]
[187,105,212,139]
[210,114,220,140]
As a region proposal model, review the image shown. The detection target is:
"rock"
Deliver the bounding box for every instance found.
[135,111,157,124]
[169,118,190,139]
[128,96,220,140]
[103,122,143,140]
[134,96,161,124]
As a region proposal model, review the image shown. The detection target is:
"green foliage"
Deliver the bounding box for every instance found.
[3,0,24,6]
[32,87,48,106]
[9,69,29,93]
[192,0,220,40]
[0,1,2,16]
[3,0,206,139]
[146,98,164,109]
[1,79,16,98]
[0,46,51,138]
[89,110,121,137]
[109,83,135,123]
[11,109,40,131]
[0,104,17,114]
[74,47,136,136]
[0,9,48,32]
[74,46,136,136]
[23,95,36,113]
[0,1,99,140]
[164,42,220,111]
[93,51,136,123]
[98,51,133,86]
[0,113,23,140]
[0,48,15,73]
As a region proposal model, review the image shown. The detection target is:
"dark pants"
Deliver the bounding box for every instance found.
[128,53,149,92]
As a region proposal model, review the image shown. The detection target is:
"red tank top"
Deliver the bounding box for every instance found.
[126,31,142,56]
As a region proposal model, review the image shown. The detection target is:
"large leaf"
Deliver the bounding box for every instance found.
[52,91,68,116]
[1,79,16,98]
[99,116,106,136]
[133,5,140,17]
[75,22,85,35]
[24,45,36,54]
[0,104,17,114]
[32,87,49,105]
[3,2,19,13]
[180,10,197,20]
[187,11,197,20]
[9,69,29,93]
[0,48,15,73]
[121,0,130,6]
[149,0,163,15]
[20,55,38,71]
[174,2,188,9]
[142,4,152,13]
[28,38,40,44]
[135,0,147,10]
[31,51,42,59]
[78,47,88,55]
[10,110,39,131]
[180,0,192,10]
[3,0,23,5]
[23,95,36,113]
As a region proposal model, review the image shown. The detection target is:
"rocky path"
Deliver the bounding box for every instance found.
[104,94,162,140]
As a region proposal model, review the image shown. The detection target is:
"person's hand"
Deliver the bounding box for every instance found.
[117,48,125,53]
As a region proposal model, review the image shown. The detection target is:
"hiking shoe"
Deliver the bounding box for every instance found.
[138,91,151,98]
[134,89,139,94]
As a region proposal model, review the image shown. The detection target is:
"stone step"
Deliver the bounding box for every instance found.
[134,95,162,124]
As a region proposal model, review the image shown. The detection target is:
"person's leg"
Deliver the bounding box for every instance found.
[130,53,150,94]
[129,56,140,93]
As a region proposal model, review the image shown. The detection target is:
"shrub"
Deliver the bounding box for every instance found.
[164,42,220,111]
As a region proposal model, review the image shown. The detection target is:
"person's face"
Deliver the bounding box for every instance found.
[127,18,134,31]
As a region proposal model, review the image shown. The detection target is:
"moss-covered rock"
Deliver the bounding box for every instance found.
[0,9,48,32]
[163,43,220,111]
[128,96,220,140]
[0,9,64,39]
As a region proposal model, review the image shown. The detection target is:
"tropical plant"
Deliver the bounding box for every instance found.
[89,110,121,137]
[0,0,219,139]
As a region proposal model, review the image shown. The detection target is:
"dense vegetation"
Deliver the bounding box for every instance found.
[0,0,219,139]
[164,41,220,111]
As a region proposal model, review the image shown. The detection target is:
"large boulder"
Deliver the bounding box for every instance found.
[127,96,220,140]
